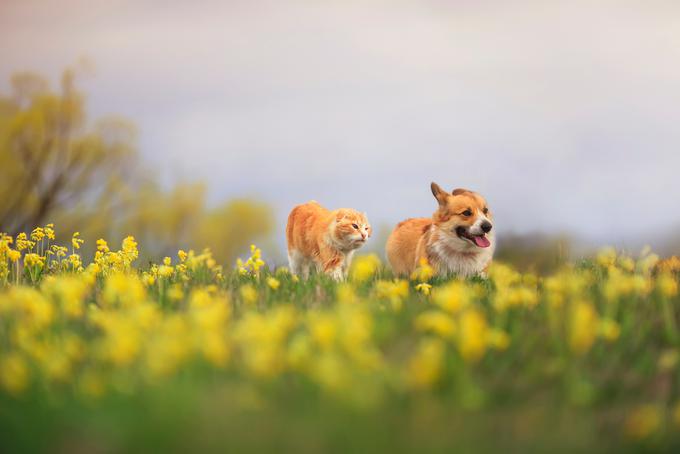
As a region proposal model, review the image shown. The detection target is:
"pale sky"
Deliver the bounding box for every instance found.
[2,0,680,251]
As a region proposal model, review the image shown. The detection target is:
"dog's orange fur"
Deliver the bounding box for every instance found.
[286,201,371,280]
[386,183,494,277]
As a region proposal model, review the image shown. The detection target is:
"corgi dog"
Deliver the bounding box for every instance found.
[386,182,495,278]
[286,201,371,280]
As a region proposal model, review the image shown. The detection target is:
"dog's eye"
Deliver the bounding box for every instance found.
[352,224,359,229]
[483,207,488,214]
[461,209,472,217]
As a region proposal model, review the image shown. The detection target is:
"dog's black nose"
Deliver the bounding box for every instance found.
[481,221,493,233]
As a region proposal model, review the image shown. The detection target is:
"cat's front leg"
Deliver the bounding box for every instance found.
[320,250,344,281]
[327,266,344,281]
[341,251,354,279]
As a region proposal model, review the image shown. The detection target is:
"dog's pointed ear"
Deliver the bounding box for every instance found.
[430,182,449,207]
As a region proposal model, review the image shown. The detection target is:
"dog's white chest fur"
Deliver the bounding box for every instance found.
[428,232,495,278]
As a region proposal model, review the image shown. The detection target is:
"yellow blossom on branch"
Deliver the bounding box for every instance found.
[71,232,84,250]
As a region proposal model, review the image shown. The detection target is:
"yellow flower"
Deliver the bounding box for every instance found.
[373,279,409,311]
[121,236,139,265]
[167,284,184,302]
[68,253,82,269]
[102,273,146,308]
[599,318,620,342]
[7,249,21,262]
[163,256,172,266]
[233,307,296,378]
[200,331,230,367]
[569,301,599,355]
[96,238,109,253]
[619,256,635,272]
[30,227,45,242]
[638,252,659,275]
[596,247,617,268]
[99,319,142,366]
[414,310,456,339]
[142,273,155,286]
[657,272,678,298]
[178,249,188,262]
[44,223,55,240]
[71,232,84,250]
[410,257,434,282]
[336,283,360,305]
[158,265,174,278]
[488,263,522,288]
[415,283,432,295]
[240,284,258,305]
[432,281,471,314]
[656,256,680,274]
[266,277,280,290]
[6,287,55,328]
[42,276,89,319]
[458,309,488,363]
[309,312,337,350]
[24,253,45,268]
[603,267,652,302]
[15,233,33,251]
[493,286,538,311]
[487,329,510,351]
[287,334,312,370]
[236,244,266,275]
[0,353,29,396]
[310,353,350,392]
[624,404,661,439]
[406,337,445,389]
[52,245,68,258]
[350,254,381,283]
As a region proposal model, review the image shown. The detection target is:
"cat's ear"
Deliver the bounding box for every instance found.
[335,209,347,221]
[430,182,449,207]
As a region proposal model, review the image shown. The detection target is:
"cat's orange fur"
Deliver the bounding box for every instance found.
[286,201,371,280]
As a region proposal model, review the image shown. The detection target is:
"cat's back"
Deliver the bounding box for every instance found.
[286,201,330,247]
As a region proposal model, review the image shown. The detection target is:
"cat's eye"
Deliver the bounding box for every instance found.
[461,209,472,217]
[483,207,488,214]
[352,224,359,229]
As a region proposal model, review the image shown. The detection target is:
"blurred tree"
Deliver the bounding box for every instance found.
[0,67,138,234]
[58,184,274,264]
[0,67,275,265]
[192,199,274,264]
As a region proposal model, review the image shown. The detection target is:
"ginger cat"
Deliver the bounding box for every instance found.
[286,201,371,280]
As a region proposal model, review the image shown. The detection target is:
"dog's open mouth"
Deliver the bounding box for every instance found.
[456,227,491,248]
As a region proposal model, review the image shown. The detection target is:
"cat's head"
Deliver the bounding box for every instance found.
[332,209,371,250]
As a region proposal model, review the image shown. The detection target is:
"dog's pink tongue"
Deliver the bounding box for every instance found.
[473,235,491,248]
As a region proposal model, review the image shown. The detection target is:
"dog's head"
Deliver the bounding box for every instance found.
[430,182,494,249]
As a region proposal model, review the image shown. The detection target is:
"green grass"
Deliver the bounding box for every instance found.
[1,248,679,453]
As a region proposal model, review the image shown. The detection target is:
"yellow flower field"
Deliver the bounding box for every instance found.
[1,225,680,452]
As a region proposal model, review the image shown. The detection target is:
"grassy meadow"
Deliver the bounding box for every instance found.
[2,225,680,452]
